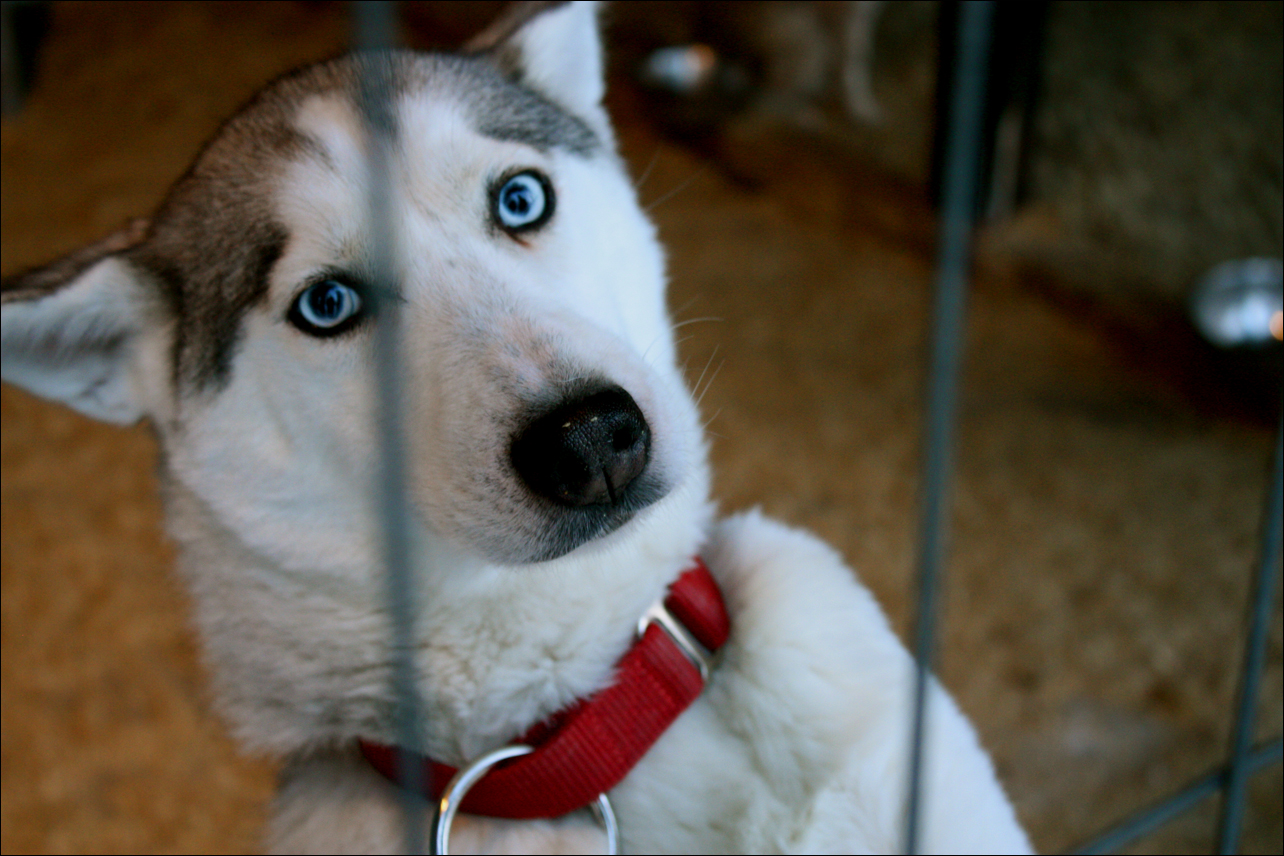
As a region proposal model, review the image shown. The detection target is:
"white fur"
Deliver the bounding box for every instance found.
[0,256,168,423]
[0,3,1030,853]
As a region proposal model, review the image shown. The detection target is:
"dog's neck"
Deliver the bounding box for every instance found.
[159,468,714,762]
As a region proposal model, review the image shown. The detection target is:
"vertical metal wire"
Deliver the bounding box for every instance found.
[903,3,994,853]
[1216,411,1283,854]
[353,2,426,854]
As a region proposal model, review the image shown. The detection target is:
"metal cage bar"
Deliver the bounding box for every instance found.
[904,2,995,853]
[1216,414,1284,854]
[353,2,427,854]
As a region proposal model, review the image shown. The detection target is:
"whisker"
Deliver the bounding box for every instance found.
[670,294,702,319]
[671,315,723,333]
[643,323,696,362]
[554,374,594,394]
[701,408,724,434]
[641,335,662,362]
[632,146,662,191]
[689,344,719,401]
[645,170,702,213]
[694,358,725,408]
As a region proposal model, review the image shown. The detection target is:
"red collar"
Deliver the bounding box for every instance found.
[359,558,729,819]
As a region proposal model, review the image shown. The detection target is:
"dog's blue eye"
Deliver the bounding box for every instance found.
[494,171,552,232]
[289,280,364,337]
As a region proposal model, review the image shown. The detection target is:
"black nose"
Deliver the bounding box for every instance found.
[511,385,651,507]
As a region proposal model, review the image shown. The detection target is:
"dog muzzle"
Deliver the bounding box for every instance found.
[358,558,729,853]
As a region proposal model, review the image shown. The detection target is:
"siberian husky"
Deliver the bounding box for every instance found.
[1,2,1031,853]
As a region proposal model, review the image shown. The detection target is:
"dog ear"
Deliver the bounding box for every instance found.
[471,1,607,122]
[1,220,163,424]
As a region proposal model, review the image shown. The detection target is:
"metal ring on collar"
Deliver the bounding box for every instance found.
[429,743,620,855]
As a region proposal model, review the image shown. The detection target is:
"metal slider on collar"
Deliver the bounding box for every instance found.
[636,598,718,684]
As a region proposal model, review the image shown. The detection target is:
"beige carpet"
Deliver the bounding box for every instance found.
[3,3,1279,853]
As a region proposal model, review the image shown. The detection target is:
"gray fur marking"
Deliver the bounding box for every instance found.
[452,55,600,156]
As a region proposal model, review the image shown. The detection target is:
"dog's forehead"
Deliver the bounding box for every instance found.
[285,80,543,208]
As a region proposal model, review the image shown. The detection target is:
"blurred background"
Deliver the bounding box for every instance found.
[1,1,1280,852]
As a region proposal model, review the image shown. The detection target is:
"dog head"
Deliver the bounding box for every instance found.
[1,2,708,584]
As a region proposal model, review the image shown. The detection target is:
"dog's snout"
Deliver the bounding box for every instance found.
[511,385,651,507]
